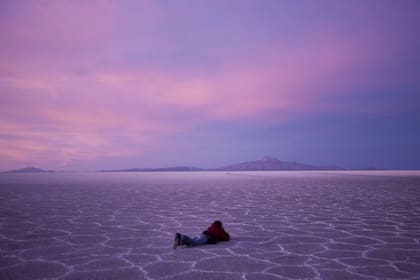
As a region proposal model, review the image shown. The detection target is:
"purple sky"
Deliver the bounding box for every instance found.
[1,0,420,171]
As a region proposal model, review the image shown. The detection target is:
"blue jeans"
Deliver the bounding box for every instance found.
[181,233,208,246]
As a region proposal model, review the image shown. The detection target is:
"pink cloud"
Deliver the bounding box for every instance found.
[1,0,417,169]
[0,31,405,169]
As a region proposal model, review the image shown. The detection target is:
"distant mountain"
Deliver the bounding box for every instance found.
[6,166,53,173]
[100,166,203,172]
[100,156,343,172]
[221,156,343,171]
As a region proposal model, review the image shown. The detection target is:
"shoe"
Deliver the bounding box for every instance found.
[173,233,181,250]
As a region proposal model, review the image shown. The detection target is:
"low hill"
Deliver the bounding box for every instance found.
[6,167,53,173]
[100,166,203,172]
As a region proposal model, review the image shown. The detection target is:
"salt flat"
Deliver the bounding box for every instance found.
[1,171,420,279]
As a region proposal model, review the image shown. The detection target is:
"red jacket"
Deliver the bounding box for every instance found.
[203,222,230,244]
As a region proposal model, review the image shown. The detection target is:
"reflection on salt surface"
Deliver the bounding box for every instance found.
[1,170,419,184]
[228,170,420,177]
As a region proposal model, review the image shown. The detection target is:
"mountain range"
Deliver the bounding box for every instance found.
[100,156,343,172]
[4,156,345,173]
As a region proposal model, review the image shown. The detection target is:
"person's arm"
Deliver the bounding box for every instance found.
[221,228,230,241]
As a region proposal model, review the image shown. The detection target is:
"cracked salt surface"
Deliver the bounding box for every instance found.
[1,171,420,279]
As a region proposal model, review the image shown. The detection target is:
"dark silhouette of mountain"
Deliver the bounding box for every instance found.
[6,166,53,173]
[100,166,203,172]
[221,156,343,171]
[100,156,343,172]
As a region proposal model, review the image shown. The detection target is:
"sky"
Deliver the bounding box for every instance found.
[1,0,419,171]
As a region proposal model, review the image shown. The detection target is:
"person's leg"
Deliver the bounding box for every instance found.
[181,233,208,246]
